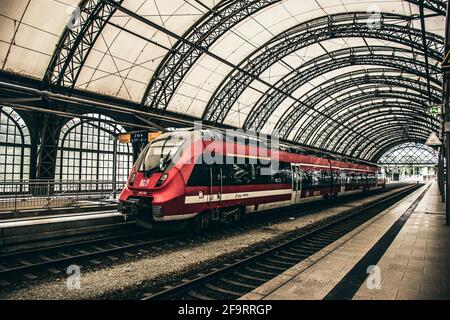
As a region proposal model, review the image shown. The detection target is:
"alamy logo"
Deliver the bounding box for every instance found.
[66,6,81,30]
[366,265,382,290]
[66,265,81,290]
[367,5,381,30]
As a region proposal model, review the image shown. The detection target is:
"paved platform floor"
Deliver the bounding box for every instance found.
[241,182,450,300]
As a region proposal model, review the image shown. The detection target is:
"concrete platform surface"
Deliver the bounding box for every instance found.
[241,182,450,300]
[0,210,122,229]
[0,209,129,253]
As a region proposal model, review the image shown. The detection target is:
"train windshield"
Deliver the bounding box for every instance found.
[140,137,185,175]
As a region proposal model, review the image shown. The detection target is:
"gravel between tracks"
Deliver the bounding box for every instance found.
[1,186,407,300]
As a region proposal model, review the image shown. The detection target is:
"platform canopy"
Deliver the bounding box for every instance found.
[0,0,446,162]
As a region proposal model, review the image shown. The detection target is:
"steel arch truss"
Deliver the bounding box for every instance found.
[44,0,124,91]
[363,131,431,161]
[353,124,432,160]
[271,53,442,139]
[311,102,437,149]
[406,0,447,15]
[39,0,446,94]
[339,122,431,160]
[344,115,436,153]
[373,141,439,164]
[314,99,438,148]
[292,73,441,143]
[324,113,436,160]
[248,46,442,133]
[202,12,444,124]
[299,93,432,146]
[142,0,280,111]
[294,81,438,143]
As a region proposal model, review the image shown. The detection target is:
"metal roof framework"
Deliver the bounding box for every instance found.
[245,46,443,134]
[291,70,441,143]
[378,142,439,164]
[0,0,447,164]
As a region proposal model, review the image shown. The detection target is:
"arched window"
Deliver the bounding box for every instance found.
[55,114,133,184]
[0,106,31,181]
[379,143,438,165]
[379,142,438,183]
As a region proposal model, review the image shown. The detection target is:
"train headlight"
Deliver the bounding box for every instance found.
[128,173,136,186]
[156,173,168,187]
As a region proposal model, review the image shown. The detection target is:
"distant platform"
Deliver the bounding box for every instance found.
[0,209,130,254]
[241,182,450,300]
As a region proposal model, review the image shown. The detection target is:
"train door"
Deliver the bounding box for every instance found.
[291,164,302,205]
[209,164,223,210]
[340,170,346,194]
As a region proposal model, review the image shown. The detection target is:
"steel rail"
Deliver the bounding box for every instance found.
[144,184,422,300]
[0,184,405,281]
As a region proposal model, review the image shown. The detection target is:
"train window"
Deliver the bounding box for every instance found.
[358,174,364,183]
[254,163,271,184]
[332,171,342,184]
[368,173,376,184]
[301,170,313,189]
[140,137,185,174]
[221,163,235,186]
[347,173,355,184]
[134,144,150,173]
[272,162,292,184]
[187,164,210,187]
[311,171,321,186]
[320,171,331,186]
[233,163,253,185]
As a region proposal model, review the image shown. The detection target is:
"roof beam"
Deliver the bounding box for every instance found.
[305,102,437,148]
[203,13,444,125]
[272,52,442,139]
[44,0,124,90]
[0,72,377,165]
[419,0,434,104]
[103,1,388,154]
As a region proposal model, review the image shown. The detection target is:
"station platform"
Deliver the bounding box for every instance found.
[0,209,130,253]
[241,182,450,300]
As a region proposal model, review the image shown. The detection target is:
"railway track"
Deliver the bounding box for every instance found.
[0,184,409,284]
[143,184,424,300]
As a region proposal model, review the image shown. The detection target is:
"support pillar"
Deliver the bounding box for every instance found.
[36,113,61,181]
[446,133,450,225]
[438,147,445,202]
[443,0,450,226]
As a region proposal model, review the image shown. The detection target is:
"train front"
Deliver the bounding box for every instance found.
[118,131,197,229]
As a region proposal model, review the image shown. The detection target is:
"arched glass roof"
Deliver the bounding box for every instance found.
[0,0,445,162]
[378,142,439,165]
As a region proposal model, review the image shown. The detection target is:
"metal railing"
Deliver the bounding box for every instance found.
[0,180,126,213]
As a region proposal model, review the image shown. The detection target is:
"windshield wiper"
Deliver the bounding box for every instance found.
[144,154,171,177]
[160,152,172,171]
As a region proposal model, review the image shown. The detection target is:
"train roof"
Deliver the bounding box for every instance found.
[165,128,380,168]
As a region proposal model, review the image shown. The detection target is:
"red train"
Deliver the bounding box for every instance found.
[118,129,385,229]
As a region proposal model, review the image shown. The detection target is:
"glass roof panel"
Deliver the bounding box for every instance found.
[0,0,444,161]
[0,0,79,78]
[379,143,439,165]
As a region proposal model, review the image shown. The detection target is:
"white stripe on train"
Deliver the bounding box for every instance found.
[185,189,292,205]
